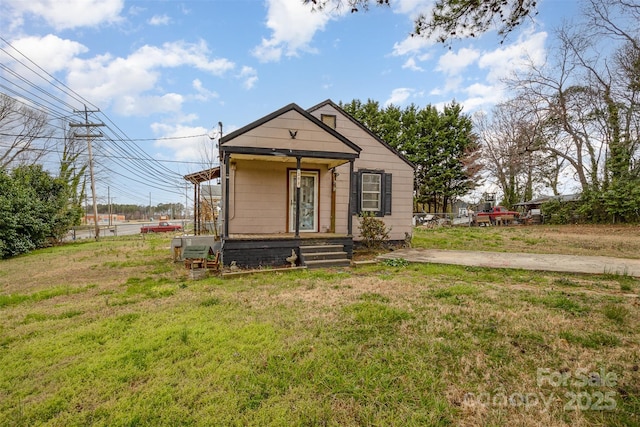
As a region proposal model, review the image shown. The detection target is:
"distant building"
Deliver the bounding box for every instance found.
[84,214,125,224]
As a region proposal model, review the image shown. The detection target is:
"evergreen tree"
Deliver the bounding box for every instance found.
[341,99,482,212]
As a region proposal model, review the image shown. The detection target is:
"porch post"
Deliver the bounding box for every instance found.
[193,183,198,235]
[223,153,230,239]
[348,159,354,236]
[295,157,301,238]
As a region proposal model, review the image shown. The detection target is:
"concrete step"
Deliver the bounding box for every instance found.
[304,259,352,269]
[299,244,351,269]
[299,244,344,254]
[302,251,348,261]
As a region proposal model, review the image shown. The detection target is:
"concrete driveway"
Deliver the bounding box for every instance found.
[377,249,640,278]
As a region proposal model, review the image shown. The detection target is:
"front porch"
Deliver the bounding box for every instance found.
[222,233,353,268]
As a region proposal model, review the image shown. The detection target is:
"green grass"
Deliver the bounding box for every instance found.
[603,303,629,324]
[558,330,622,349]
[0,285,92,308]
[1,234,639,426]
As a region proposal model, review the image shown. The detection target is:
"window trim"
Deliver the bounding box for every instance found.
[351,169,392,217]
[360,172,382,212]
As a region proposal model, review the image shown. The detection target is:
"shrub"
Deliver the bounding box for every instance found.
[358,212,390,249]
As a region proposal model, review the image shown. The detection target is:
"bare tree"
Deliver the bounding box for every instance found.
[557,0,639,186]
[582,0,639,49]
[475,97,555,206]
[0,93,54,169]
[506,32,610,193]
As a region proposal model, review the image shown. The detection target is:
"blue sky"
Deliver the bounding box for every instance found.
[1,0,579,207]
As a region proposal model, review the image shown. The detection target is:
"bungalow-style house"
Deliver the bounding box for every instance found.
[188,99,414,268]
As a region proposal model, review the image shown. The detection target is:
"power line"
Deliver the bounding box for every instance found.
[0,63,77,116]
[0,36,96,110]
[0,140,210,165]
[1,37,214,204]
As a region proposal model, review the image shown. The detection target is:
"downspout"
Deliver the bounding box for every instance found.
[295,156,301,238]
[348,160,354,236]
[330,167,337,233]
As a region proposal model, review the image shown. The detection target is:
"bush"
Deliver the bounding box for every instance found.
[358,212,390,249]
[0,165,79,258]
[542,199,580,224]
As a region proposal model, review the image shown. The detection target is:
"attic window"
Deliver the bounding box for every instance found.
[321,114,336,129]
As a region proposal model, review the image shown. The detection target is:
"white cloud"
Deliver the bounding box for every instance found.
[385,88,414,107]
[65,40,235,115]
[459,93,504,112]
[131,41,235,75]
[393,0,433,15]
[428,29,548,113]
[252,0,338,63]
[151,123,212,162]
[238,66,258,90]
[464,83,494,98]
[478,30,547,82]
[5,0,124,30]
[392,34,433,56]
[128,5,145,16]
[116,93,184,116]
[402,57,424,72]
[149,14,171,26]
[192,79,219,101]
[436,47,481,76]
[7,35,88,74]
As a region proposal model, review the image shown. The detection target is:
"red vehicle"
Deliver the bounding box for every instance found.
[140,222,183,233]
[475,206,520,225]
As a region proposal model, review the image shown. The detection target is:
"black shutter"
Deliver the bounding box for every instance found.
[351,171,359,215]
[383,173,392,216]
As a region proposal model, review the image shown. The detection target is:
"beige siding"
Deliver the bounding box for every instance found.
[223,110,358,156]
[311,104,415,241]
[226,159,333,234]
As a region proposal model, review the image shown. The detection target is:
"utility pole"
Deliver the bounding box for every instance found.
[71,105,104,240]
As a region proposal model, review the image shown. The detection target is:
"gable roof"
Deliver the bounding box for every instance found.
[307,99,415,169]
[220,102,361,154]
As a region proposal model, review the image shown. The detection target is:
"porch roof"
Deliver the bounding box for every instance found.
[183,167,220,184]
[223,146,357,168]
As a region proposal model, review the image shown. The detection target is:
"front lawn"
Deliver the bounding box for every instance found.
[0,233,638,426]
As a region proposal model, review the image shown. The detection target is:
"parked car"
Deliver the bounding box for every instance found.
[140,222,183,233]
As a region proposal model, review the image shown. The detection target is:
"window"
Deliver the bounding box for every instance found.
[321,114,336,129]
[351,170,392,217]
[361,173,381,211]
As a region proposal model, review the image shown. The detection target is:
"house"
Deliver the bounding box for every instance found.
[187,100,414,268]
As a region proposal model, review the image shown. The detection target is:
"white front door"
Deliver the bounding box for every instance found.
[289,170,318,232]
